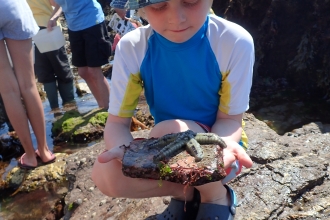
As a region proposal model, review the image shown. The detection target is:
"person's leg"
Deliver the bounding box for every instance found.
[149,120,231,205]
[78,66,110,109]
[83,22,111,109]
[57,80,75,105]
[0,39,38,166]
[4,38,54,163]
[92,119,207,199]
[34,39,59,109]
[68,23,110,109]
[93,119,234,218]
[49,46,75,105]
[43,81,59,109]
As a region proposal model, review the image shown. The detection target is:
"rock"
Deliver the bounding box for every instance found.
[122,137,226,186]
[4,153,68,193]
[51,108,108,144]
[60,113,330,220]
[51,108,150,144]
[212,0,330,98]
[0,132,24,161]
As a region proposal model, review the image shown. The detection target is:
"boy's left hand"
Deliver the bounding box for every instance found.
[222,140,253,169]
[97,146,125,163]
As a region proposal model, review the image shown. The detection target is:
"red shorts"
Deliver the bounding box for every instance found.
[136,121,243,183]
[195,121,211,132]
[194,121,242,182]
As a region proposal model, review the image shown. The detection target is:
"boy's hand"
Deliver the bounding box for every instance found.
[98,146,125,163]
[222,140,253,169]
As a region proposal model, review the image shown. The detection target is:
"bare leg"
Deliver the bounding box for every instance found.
[78,66,110,109]
[92,119,206,200]
[92,119,230,206]
[1,39,53,165]
[151,120,231,206]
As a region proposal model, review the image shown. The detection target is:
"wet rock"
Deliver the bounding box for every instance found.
[51,108,108,144]
[3,153,68,193]
[122,138,226,186]
[60,113,330,220]
[0,133,24,161]
[52,108,151,144]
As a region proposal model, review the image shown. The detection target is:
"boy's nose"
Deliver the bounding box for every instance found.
[168,7,186,24]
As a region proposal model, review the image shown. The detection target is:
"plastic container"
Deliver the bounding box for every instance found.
[32,26,65,53]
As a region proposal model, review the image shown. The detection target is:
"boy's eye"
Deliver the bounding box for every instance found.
[150,2,167,11]
[183,0,199,6]
[149,0,200,11]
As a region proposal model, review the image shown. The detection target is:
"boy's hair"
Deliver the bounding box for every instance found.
[128,0,168,10]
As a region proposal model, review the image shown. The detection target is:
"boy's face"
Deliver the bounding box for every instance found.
[115,8,127,19]
[143,0,213,43]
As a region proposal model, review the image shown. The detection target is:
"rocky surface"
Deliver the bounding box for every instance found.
[1,1,330,219]
[122,138,226,186]
[51,108,108,144]
[212,0,330,99]
[2,153,68,193]
[59,113,330,220]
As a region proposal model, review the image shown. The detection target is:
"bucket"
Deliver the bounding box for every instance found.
[32,26,65,53]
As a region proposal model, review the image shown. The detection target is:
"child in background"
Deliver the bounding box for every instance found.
[27,0,75,110]
[92,0,254,219]
[0,0,56,169]
[109,0,142,53]
[49,0,111,109]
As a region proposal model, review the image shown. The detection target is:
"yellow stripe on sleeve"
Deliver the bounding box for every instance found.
[118,72,143,117]
[219,71,231,114]
[241,120,248,150]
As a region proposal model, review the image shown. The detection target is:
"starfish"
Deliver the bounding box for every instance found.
[149,130,227,162]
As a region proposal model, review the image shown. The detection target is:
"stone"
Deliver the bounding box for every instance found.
[122,138,226,186]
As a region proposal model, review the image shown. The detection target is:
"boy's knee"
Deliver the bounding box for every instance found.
[91,161,123,197]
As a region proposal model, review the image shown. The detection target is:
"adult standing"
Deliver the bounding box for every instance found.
[0,0,56,169]
[50,0,111,109]
[27,0,75,110]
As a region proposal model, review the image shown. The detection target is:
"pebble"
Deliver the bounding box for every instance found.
[99,199,106,206]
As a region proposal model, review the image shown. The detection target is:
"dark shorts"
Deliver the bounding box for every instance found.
[68,22,112,67]
[34,27,73,83]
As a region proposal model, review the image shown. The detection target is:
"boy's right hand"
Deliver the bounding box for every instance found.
[97,146,125,163]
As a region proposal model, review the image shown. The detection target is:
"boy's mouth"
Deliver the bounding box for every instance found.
[171,27,189,32]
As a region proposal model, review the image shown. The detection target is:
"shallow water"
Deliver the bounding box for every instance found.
[0,78,110,220]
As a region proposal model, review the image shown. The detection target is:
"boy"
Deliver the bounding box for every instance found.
[27,0,75,110]
[92,0,254,219]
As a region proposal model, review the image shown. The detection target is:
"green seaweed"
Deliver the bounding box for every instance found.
[159,163,173,177]
[68,203,74,211]
[157,163,173,187]
[51,108,108,142]
[89,112,109,126]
